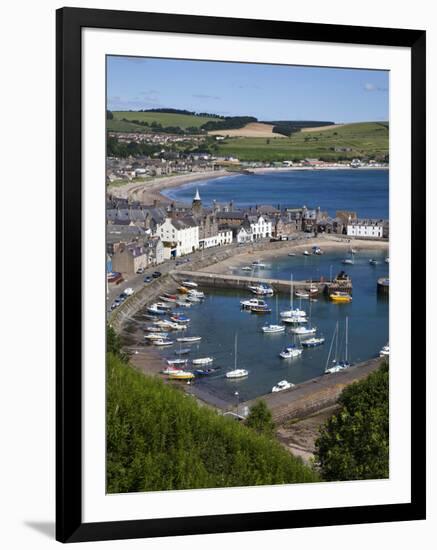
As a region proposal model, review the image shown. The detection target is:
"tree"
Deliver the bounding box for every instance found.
[246,400,275,438]
[315,363,389,481]
[106,110,114,120]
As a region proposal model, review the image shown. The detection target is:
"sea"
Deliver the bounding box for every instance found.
[163,169,389,219]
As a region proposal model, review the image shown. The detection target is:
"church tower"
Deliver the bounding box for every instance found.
[192,188,202,215]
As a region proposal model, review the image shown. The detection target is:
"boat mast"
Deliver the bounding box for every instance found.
[290,273,293,310]
[334,321,339,362]
[325,322,337,371]
[345,317,348,363]
[234,333,238,370]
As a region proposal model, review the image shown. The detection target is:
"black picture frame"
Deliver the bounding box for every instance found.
[56,7,426,543]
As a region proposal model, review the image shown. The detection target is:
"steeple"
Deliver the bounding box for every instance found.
[192,188,202,214]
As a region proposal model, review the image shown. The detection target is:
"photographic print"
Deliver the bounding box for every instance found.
[106,56,390,492]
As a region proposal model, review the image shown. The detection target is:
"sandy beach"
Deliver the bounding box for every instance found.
[202,235,389,275]
[110,169,234,203]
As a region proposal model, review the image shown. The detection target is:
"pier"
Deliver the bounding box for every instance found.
[174,270,352,295]
[242,357,384,423]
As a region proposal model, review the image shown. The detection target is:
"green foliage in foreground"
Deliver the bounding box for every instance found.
[246,400,275,438]
[106,353,318,493]
[315,363,389,481]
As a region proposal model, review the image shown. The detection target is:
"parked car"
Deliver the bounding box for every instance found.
[152,271,162,278]
[110,302,119,310]
[123,287,134,296]
[143,276,152,283]
[136,267,145,274]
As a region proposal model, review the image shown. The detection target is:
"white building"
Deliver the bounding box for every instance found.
[156,217,199,257]
[236,224,252,243]
[347,219,384,238]
[249,215,272,240]
[218,229,233,245]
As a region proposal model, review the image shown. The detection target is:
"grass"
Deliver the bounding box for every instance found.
[110,111,219,130]
[216,122,389,162]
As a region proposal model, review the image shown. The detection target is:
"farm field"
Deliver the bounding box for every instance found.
[216,122,389,162]
[208,122,285,138]
[110,111,219,130]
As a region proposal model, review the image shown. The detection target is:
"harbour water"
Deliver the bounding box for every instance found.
[163,169,389,218]
[125,248,388,404]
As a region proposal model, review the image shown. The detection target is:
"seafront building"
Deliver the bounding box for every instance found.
[106,187,389,276]
[346,218,385,238]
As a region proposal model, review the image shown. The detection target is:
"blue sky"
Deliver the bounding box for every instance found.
[107,56,388,123]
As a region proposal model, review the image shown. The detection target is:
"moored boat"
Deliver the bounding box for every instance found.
[194,367,217,376]
[329,291,352,303]
[261,324,285,333]
[291,326,317,336]
[279,345,303,359]
[272,380,295,392]
[144,332,169,341]
[226,369,249,379]
[176,336,202,343]
[192,357,214,366]
[181,280,198,288]
[282,316,307,324]
[168,371,195,380]
[250,304,272,314]
[301,337,325,348]
[226,333,249,378]
[247,283,274,296]
[162,367,185,375]
[240,297,268,309]
[147,304,167,315]
[170,314,190,323]
[153,339,174,346]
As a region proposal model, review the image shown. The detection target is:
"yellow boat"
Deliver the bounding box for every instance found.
[168,371,195,380]
[178,286,189,294]
[329,291,352,303]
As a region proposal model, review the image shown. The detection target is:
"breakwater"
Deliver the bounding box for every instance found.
[242,357,383,423]
[173,270,351,295]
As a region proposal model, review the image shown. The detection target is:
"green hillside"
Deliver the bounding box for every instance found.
[106,350,318,493]
[216,122,389,162]
[109,111,219,131]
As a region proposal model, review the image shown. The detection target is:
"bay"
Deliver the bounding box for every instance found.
[163,169,389,219]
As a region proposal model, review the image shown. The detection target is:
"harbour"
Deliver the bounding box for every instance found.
[119,245,388,411]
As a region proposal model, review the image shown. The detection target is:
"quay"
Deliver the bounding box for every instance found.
[173,270,352,295]
[242,357,384,423]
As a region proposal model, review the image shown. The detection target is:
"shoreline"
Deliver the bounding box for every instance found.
[202,235,389,275]
[110,169,234,203]
[109,165,389,204]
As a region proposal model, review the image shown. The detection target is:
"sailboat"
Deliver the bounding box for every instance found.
[291,298,317,336]
[262,295,285,333]
[325,318,351,374]
[225,333,249,378]
[280,273,307,319]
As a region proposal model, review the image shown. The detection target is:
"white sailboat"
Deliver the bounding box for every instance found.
[280,273,307,318]
[291,298,316,335]
[226,333,249,378]
[325,318,351,374]
[262,295,286,333]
